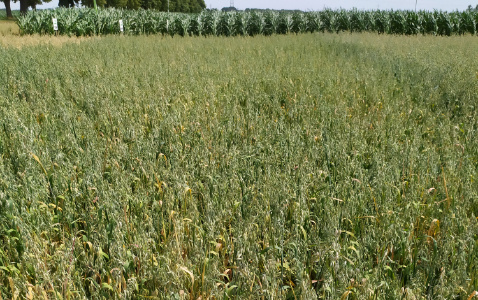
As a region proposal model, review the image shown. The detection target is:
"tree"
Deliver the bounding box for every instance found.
[59,0,79,8]
[18,0,51,14]
[19,0,29,14]
[159,0,167,11]
[81,0,106,8]
[80,0,204,12]
[195,0,205,11]
[187,0,205,12]
[126,0,141,10]
[177,0,188,12]
[466,4,478,12]
[2,0,13,18]
[222,6,237,12]
[141,0,162,10]
[168,0,177,12]
[107,0,127,8]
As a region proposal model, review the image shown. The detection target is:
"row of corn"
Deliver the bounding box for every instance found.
[17,7,478,36]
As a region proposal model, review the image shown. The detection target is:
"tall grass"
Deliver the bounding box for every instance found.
[0,33,477,299]
[0,20,20,36]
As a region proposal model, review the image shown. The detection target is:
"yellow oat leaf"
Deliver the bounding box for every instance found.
[30,152,48,177]
[26,287,34,300]
[341,290,352,300]
[179,266,194,287]
[8,277,14,295]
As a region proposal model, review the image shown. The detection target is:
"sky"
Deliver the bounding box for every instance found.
[1,0,475,12]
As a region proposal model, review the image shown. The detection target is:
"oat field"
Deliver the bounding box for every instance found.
[0,32,477,299]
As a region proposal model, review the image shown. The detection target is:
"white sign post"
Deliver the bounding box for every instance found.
[52,18,58,35]
[119,20,124,34]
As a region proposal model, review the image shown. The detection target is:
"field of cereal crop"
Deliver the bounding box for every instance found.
[0,31,477,299]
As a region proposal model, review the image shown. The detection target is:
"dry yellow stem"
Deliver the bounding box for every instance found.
[442,167,450,208]
[427,219,440,246]
[467,291,477,300]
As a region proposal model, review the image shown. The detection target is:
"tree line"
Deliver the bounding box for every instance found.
[467,4,478,11]
[1,0,205,17]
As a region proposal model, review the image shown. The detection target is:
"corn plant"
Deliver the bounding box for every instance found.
[458,11,476,35]
[374,10,390,33]
[349,9,365,32]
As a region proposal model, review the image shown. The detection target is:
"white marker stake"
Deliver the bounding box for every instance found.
[52,18,58,33]
[119,20,124,33]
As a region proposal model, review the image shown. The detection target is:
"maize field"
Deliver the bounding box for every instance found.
[16,7,478,36]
